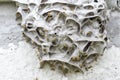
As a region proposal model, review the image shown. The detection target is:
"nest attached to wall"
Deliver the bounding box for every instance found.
[15,0,108,74]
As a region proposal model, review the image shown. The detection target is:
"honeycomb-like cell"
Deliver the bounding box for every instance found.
[15,0,108,74]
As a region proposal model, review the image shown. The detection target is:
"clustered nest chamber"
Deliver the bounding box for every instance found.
[15,0,108,74]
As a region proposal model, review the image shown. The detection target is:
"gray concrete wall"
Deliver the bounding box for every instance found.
[0,0,12,2]
[0,2,22,47]
[0,2,120,80]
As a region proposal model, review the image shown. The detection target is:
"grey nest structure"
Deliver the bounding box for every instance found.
[15,0,108,74]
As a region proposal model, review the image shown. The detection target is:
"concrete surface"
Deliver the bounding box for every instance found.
[0,0,12,2]
[106,11,120,47]
[0,2,120,80]
[0,2,23,48]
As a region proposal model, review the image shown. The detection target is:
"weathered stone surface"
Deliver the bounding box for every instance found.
[106,11,120,47]
[0,2,22,47]
[0,0,12,2]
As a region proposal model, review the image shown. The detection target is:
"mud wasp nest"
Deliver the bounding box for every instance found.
[15,0,108,74]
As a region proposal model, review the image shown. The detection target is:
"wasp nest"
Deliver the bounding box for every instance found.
[15,0,108,73]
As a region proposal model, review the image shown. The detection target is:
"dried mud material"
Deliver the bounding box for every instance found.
[15,0,108,74]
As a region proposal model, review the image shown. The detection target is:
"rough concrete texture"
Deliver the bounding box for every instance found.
[0,0,12,2]
[0,2,23,48]
[106,11,120,47]
[0,2,120,80]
